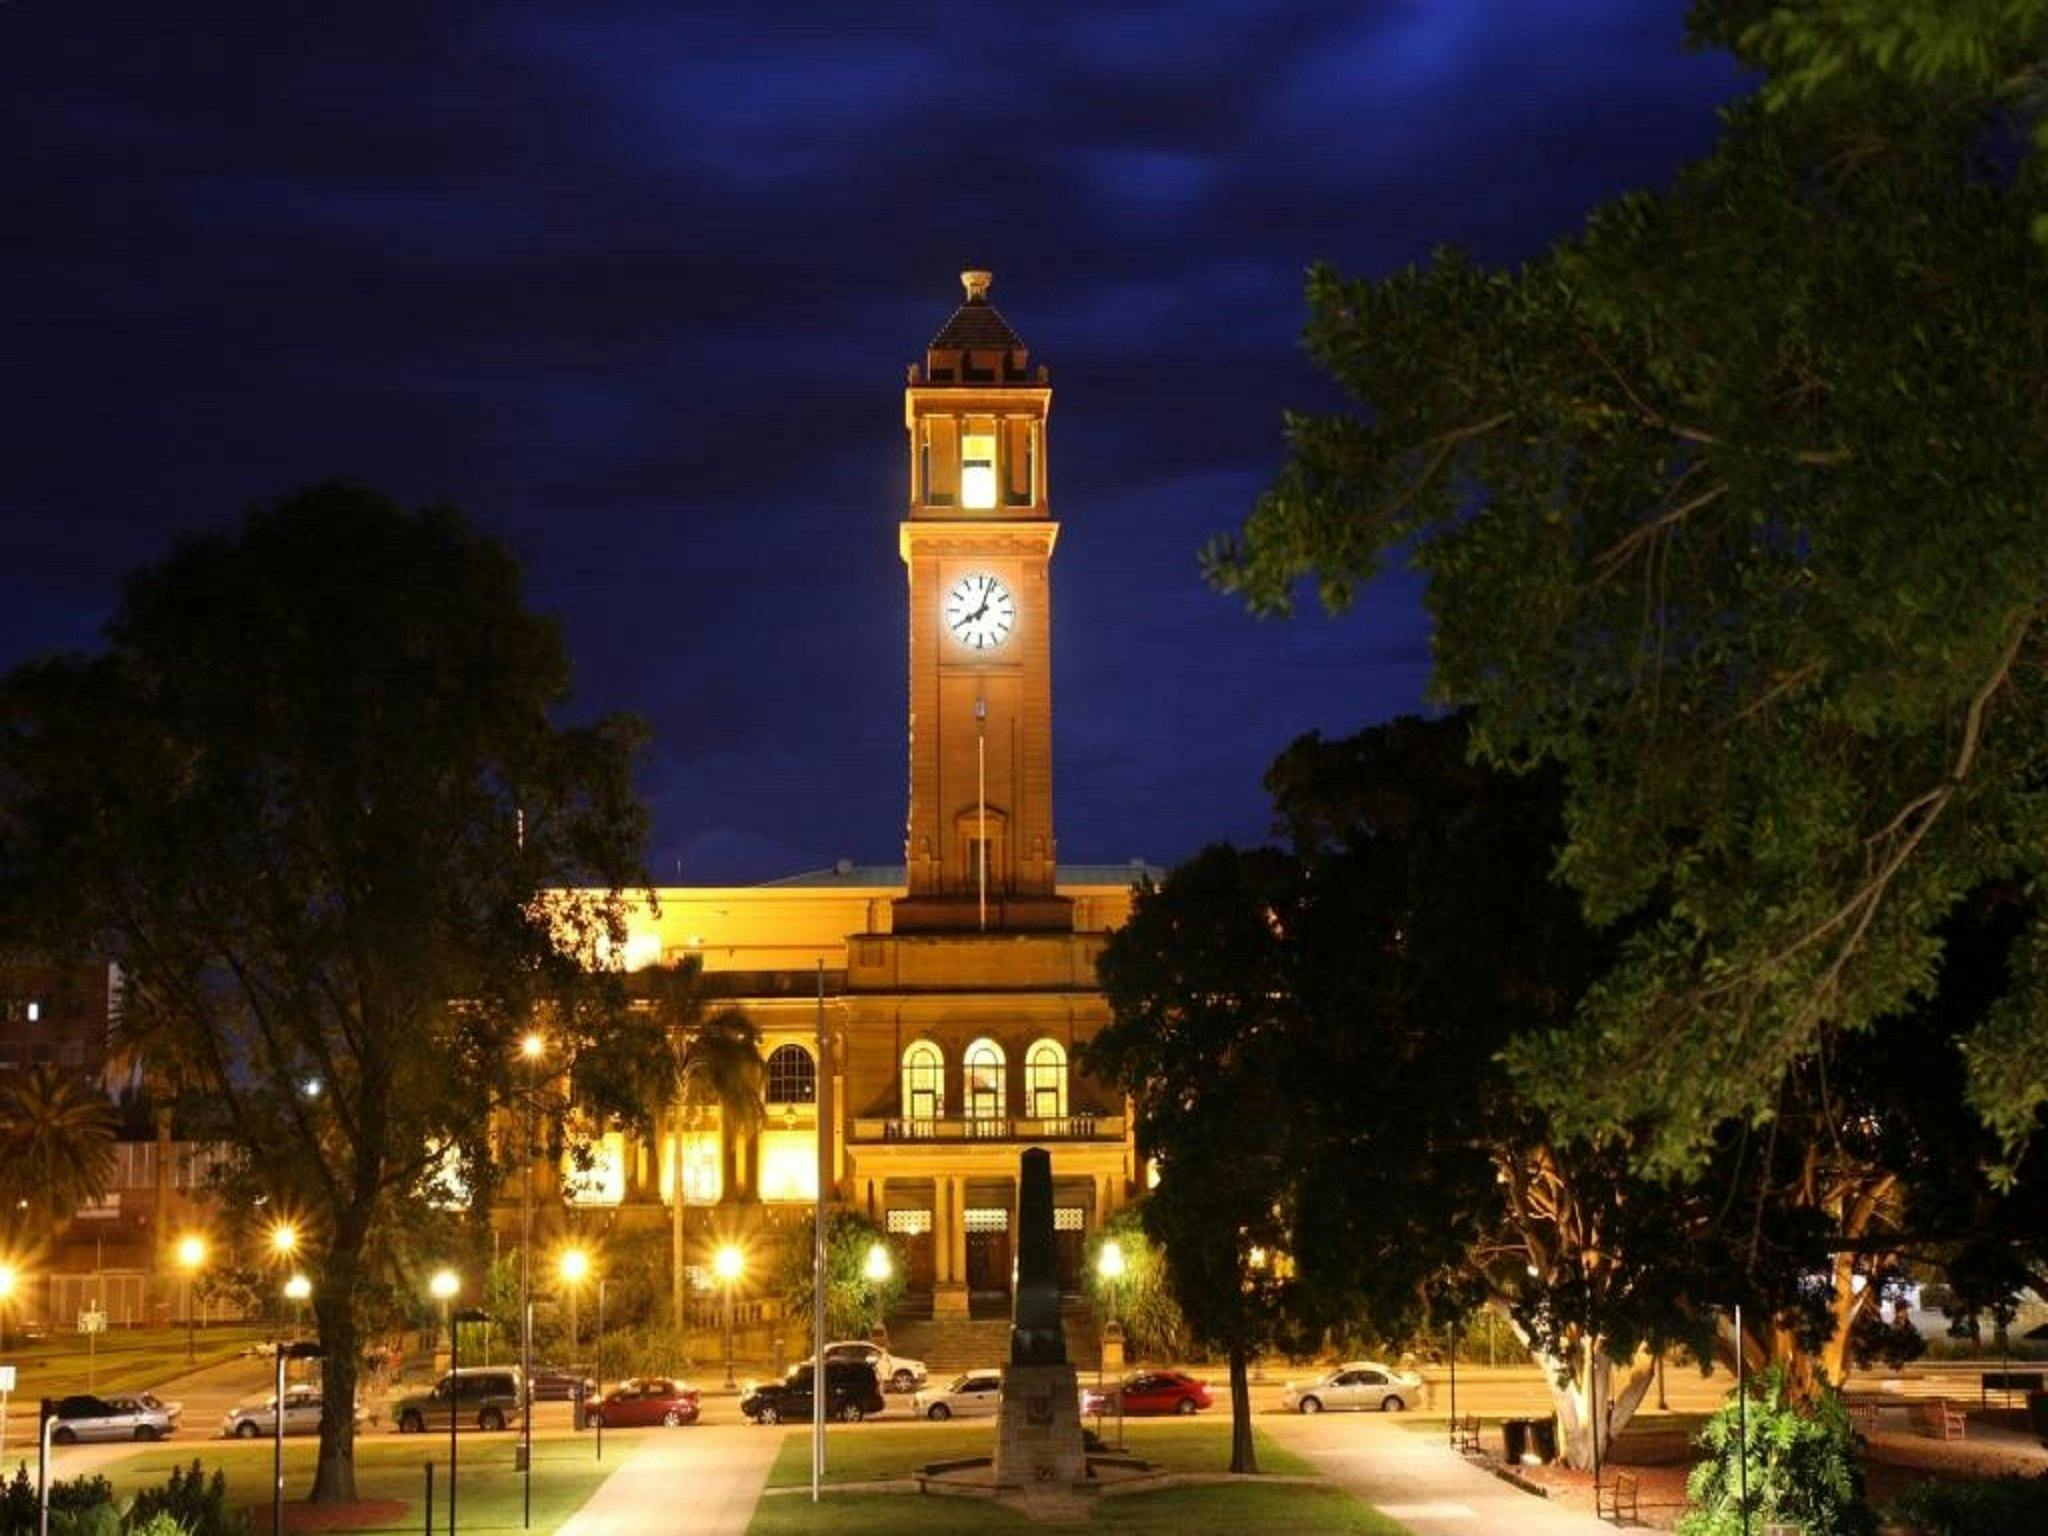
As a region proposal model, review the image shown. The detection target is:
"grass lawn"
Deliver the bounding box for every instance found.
[4,1326,273,1401]
[98,1431,615,1532]
[762,1418,1318,1488]
[749,1484,1412,1535]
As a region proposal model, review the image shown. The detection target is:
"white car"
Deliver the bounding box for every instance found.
[913,1369,1003,1420]
[222,1383,359,1438]
[804,1340,928,1394]
[1283,1361,1423,1414]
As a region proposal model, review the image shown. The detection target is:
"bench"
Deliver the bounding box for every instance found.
[1596,1470,1640,1526]
[1451,1414,1483,1455]
[1914,1398,1966,1440]
[1981,1371,2044,1406]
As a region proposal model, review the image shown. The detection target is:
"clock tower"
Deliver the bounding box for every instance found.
[895,271,1070,932]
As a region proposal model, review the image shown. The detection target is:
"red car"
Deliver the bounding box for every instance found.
[586,1378,700,1428]
[1083,1370,1211,1416]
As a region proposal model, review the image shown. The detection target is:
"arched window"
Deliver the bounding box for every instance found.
[765,1044,816,1105]
[1025,1038,1066,1120]
[901,1040,943,1121]
[963,1037,1006,1122]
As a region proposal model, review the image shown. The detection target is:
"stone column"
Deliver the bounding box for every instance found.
[934,1175,968,1318]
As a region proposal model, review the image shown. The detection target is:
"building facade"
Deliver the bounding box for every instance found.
[552,273,1147,1317]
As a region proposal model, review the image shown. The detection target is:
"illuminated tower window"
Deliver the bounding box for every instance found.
[961,433,996,509]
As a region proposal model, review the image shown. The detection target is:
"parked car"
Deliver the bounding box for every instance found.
[740,1361,885,1425]
[585,1377,700,1428]
[526,1363,597,1403]
[1282,1361,1423,1414]
[392,1367,525,1433]
[1082,1370,1210,1417]
[913,1369,1003,1420]
[800,1340,927,1394]
[48,1393,181,1443]
[222,1383,344,1438]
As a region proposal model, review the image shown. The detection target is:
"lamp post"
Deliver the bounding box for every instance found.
[714,1245,742,1390]
[430,1269,459,1536]
[1096,1240,1126,1448]
[0,1261,16,1358]
[516,1031,542,1488]
[269,1224,298,1332]
[176,1235,206,1364]
[594,1276,606,1463]
[284,1274,311,1336]
[862,1243,891,1340]
[550,1248,591,1519]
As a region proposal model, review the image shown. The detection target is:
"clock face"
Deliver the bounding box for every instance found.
[944,572,1016,650]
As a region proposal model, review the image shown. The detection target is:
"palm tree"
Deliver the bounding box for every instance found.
[641,962,763,1327]
[0,1064,117,1236]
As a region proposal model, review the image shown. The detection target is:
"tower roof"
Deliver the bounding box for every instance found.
[921,269,1038,387]
[929,269,1026,352]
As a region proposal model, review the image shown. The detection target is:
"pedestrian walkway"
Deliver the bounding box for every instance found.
[551,1423,778,1536]
[1265,1413,1622,1535]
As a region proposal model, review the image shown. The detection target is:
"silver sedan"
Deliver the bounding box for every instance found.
[49,1392,183,1443]
[1282,1362,1423,1414]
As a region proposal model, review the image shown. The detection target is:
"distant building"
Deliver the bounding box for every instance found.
[0,959,115,1077]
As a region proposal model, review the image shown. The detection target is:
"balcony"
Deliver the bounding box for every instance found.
[850,1114,1123,1145]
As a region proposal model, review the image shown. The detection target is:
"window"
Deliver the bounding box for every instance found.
[961,433,996,509]
[1025,1039,1066,1119]
[901,1041,943,1121]
[964,1038,1005,1122]
[765,1044,817,1105]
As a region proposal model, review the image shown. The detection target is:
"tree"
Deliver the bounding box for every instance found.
[774,1209,904,1342]
[0,482,661,1502]
[0,1065,116,1236]
[1209,30,2048,1174]
[632,959,764,1327]
[1090,845,1310,1475]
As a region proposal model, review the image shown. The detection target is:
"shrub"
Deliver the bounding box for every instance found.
[1887,1473,2048,1536]
[128,1460,249,1536]
[1677,1365,1875,1536]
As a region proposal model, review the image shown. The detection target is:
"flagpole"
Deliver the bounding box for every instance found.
[812,960,828,1500]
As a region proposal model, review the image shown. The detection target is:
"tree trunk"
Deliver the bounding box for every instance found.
[309,1246,363,1504]
[671,1103,687,1329]
[1227,1343,1258,1475]
[1528,1337,1656,1471]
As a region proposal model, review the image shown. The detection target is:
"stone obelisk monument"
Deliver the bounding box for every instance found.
[991,1147,1088,1504]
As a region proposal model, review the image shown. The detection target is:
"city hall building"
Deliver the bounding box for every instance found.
[552,272,1147,1318]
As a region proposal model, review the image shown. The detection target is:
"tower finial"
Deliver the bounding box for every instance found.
[961,269,993,303]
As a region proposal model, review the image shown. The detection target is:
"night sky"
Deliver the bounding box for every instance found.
[2,3,1743,884]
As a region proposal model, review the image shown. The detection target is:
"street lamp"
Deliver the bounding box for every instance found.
[714,1245,743,1390]
[1096,1240,1126,1448]
[0,1262,16,1357]
[430,1270,460,1535]
[558,1247,589,1352]
[269,1225,298,1332]
[516,1031,543,1490]
[176,1235,206,1364]
[862,1243,891,1339]
[1097,1239,1125,1326]
[284,1274,311,1336]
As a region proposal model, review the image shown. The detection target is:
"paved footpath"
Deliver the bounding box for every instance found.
[552,1422,779,1536]
[1264,1413,1621,1536]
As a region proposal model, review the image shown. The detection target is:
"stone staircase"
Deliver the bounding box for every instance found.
[888,1296,1103,1378]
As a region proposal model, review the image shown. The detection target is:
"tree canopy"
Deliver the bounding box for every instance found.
[1208,22,2048,1176]
[0,481,662,1501]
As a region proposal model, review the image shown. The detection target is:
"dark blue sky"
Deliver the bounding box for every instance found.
[1,2,1743,883]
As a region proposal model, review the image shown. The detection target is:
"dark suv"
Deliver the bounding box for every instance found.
[739,1360,884,1424]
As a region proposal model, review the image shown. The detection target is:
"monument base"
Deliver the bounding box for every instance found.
[992,1362,1089,1507]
